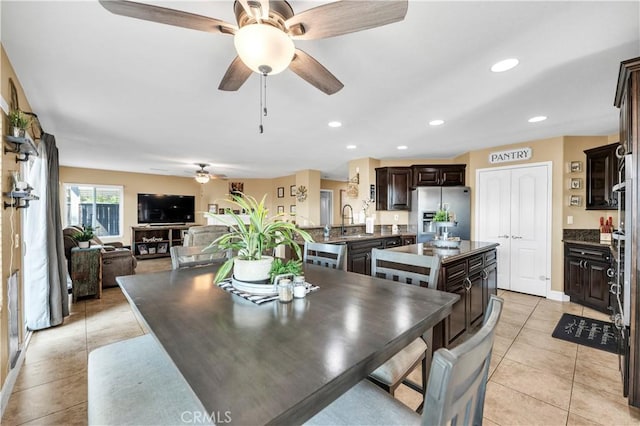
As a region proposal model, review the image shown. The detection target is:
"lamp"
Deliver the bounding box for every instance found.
[234,24,295,75]
[195,171,210,184]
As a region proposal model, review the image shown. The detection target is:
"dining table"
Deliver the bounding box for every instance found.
[117,263,459,425]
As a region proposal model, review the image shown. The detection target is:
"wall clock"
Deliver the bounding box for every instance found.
[296,186,308,202]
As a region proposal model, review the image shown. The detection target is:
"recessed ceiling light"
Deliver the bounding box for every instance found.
[346,145,357,150]
[528,116,547,123]
[429,119,445,126]
[397,145,408,150]
[328,121,342,128]
[491,58,519,73]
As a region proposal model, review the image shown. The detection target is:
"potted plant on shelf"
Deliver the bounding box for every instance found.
[8,109,31,138]
[73,225,96,248]
[207,193,313,285]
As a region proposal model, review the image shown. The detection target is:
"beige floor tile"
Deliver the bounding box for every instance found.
[570,381,640,426]
[488,355,502,379]
[3,372,87,425]
[574,357,625,400]
[495,320,522,341]
[566,411,603,426]
[515,327,578,358]
[524,316,561,334]
[500,291,542,307]
[484,381,568,425]
[85,310,141,333]
[503,300,537,316]
[582,307,611,322]
[24,334,87,365]
[86,321,144,352]
[483,417,500,426]
[499,308,530,328]
[535,299,583,315]
[504,341,575,379]
[492,334,514,357]
[21,402,87,426]
[14,350,87,392]
[394,383,422,411]
[30,314,86,344]
[490,358,573,410]
[576,344,619,371]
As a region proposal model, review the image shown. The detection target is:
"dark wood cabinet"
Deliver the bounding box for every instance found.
[436,247,497,349]
[412,164,466,187]
[131,225,189,259]
[585,143,620,210]
[345,236,412,275]
[71,247,102,302]
[564,242,612,313]
[401,235,416,245]
[375,167,411,211]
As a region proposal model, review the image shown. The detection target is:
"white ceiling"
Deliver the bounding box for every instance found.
[2,1,639,180]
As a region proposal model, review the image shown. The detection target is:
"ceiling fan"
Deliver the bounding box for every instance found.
[193,163,227,183]
[98,0,408,95]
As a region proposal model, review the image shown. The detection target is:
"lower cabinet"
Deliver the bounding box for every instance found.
[564,242,612,313]
[346,235,414,275]
[435,247,497,349]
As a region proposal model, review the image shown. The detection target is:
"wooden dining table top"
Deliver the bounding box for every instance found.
[117,264,459,425]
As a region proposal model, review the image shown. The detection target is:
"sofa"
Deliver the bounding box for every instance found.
[63,226,137,288]
[183,225,228,247]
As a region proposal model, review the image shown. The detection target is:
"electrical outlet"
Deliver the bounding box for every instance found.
[14,234,20,248]
[567,216,573,225]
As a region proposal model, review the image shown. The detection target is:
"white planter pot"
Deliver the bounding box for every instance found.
[233,256,273,282]
[78,241,90,249]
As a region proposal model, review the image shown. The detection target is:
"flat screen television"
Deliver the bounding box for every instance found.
[137,193,195,224]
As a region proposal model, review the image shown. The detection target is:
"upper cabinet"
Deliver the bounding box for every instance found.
[584,143,619,210]
[376,167,411,211]
[412,164,466,187]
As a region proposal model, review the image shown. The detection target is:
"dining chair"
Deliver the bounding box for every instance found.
[367,248,440,409]
[170,245,230,270]
[305,295,504,426]
[303,241,347,270]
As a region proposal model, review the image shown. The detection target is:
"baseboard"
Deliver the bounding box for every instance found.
[547,290,570,302]
[0,331,32,417]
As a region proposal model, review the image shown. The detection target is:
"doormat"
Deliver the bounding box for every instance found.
[551,313,618,354]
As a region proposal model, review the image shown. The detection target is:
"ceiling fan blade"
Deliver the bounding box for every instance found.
[285,0,408,40]
[99,0,237,35]
[289,49,344,95]
[218,56,253,91]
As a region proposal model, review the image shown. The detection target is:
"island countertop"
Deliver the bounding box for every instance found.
[385,241,499,264]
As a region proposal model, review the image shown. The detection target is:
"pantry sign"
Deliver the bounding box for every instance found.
[489,147,532,164]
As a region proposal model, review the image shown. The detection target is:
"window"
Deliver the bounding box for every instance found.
[63,184,123,239]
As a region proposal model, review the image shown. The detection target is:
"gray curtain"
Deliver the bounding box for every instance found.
[24,133,69,330]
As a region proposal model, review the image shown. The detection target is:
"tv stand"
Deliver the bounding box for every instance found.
[131,225,189,259]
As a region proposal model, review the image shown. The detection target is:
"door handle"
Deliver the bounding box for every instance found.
[497,235,509,239]
[464,277,472,291]
[607,268,615,278]
[481,269,489,280]
[511,236,522,239]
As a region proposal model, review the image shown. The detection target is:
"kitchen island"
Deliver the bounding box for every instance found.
[385,241,498,349]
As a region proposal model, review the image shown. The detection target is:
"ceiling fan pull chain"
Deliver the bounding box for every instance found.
[259,73,264,133]
[263,72,268,117]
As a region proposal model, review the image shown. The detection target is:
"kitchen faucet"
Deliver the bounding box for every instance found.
[341,204,353,235]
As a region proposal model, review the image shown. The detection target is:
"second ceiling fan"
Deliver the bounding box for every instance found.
[99,0,408,95]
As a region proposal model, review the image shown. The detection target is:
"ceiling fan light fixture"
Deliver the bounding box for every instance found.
[195,171,210,184]
[234,24,295,75]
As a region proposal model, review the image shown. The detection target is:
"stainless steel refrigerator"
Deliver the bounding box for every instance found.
[409,187,471,243]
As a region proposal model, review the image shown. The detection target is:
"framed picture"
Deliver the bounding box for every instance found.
[277,205,284,214]
[138,244,148,255]
[277,187,284,198]
[208,203,218,214]
[570,161,582,173]
[157,242,168,254]
[148,247,156,255]
[218,208,225,215]
[290,185,296,196]
[290,205,296,213]
[570,178,582,189]
[230,182,244,196]
[570,195,582,207]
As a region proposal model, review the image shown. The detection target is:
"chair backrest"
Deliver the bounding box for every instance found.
[303,242,346,270]
[421,295,504,426]
[371,248,440,288]
[170,245,230,270]
[183,225,229,247]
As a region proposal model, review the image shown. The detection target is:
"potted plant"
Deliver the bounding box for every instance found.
[206,193,313,285]
[8,109,30,138]
[73,225,96,248]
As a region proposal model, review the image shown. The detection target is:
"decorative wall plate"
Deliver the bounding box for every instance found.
[296,185,308,202]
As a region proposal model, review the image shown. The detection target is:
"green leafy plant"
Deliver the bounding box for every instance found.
[72,225,96,242]
[269,258,303,282]
[433,210,449,222]
[206,193,313,283]
[8,110,30,129]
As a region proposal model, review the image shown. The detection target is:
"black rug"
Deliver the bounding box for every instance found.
[551,313,618,354]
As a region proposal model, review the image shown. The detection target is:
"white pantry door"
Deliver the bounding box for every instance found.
[477,164,550,296]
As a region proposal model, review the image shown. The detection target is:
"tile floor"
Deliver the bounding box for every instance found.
[2,259,640,425]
